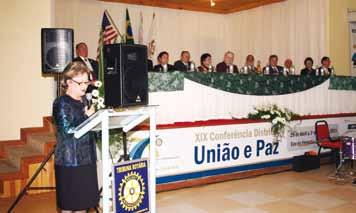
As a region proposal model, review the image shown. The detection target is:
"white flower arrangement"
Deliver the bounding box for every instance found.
[261,114,271,119]
[94,81,103,88]
[91,80,105,110]
[248,104,299,141]
[92,89,99,98]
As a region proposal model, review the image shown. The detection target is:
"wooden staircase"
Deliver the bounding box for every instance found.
[0,117,56,198]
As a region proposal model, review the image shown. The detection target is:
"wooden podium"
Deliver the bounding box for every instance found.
[73,106,157,213]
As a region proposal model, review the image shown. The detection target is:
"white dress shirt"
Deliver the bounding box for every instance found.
[80,56,94,71]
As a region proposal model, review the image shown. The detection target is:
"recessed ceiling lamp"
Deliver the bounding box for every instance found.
[210,0,216,7]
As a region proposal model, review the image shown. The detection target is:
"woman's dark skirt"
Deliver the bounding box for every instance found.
[55,164,99,211]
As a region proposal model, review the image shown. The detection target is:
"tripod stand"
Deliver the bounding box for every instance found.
[7,145,56,213]
[9,72,63,212]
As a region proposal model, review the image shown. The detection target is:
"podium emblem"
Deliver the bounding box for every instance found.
[113,159,150,213]
[118,171,146,211]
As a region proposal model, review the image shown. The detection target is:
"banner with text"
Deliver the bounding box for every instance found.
[127,116,356,179]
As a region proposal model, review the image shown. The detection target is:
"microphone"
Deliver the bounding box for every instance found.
[85,93,93,109]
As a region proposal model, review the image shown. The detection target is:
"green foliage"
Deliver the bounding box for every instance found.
[95,129,123,153]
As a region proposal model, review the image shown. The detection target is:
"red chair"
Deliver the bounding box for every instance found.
[315,120,343,172]
[315,120,342,156]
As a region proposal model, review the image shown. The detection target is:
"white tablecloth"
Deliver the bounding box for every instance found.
[149,79,356,124]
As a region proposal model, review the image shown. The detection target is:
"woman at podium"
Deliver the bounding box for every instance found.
[52,61,99,213]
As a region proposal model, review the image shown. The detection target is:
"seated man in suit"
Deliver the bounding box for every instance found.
[316,56,333,76]
[73,42,98,80]
[153,51,174,72]
[197,53,213,72]
[174,51,194,72]
[300,57,316,76]
[263,55,283,75]
[216,51,238,73]
[241,54,257,74]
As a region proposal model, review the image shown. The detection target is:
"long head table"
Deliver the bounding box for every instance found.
[149,71,330,95]
[101,72,356,191]
[146,71,356,125]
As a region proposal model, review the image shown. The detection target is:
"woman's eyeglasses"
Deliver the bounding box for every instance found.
[71,79,91,86]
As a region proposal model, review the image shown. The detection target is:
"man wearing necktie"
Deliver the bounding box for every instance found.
[73,42,99,93]
[174,51,194,72]
[73,42,98,81]
[316,56,333,76]
[263,54,284,75]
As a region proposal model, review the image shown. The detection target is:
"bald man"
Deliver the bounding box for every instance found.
[73,42,98,80]
[283,59,295,75]
[216,51,239,73]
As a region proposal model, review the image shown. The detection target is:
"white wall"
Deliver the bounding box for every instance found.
[55,0,328,72]
[0,0,55,140]
[328,0,356,76]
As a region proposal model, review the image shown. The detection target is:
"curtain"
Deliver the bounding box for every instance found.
[55,0,328,71]
[227,0,328,72]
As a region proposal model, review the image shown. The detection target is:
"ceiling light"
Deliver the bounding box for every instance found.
[210,0,216,7]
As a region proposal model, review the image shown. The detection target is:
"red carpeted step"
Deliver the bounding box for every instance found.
[6,146,43,170]
[26,132,56,154]
[0,159,18,174]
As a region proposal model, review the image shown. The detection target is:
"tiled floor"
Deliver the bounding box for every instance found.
[1,165,356,212]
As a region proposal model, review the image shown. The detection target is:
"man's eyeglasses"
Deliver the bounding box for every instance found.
[71,79,91,86]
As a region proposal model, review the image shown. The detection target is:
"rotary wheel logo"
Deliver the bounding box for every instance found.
[118,171,146,211]
[156,138,163,146]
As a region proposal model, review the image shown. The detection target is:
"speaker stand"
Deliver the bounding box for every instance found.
[7,146,56,213]
[56,73,61,97]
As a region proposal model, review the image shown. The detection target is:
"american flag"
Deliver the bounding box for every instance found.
[97,10,120,89]
[97,10,120,58]
[101,10,118,44]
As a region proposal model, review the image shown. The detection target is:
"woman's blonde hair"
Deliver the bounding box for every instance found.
[60,61,90,93]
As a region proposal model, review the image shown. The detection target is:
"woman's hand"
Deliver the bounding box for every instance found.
[85,105,95,117]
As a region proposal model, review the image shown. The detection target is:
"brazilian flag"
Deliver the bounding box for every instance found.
[125,8,134,44]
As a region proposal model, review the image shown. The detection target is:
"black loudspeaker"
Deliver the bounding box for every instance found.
[41,28,74,73]
[292,155,320,172]
[104,44,148,107]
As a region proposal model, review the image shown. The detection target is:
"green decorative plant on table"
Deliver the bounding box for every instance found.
[248,104,299,143]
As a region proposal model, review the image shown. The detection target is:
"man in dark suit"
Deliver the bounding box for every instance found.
[174,51,194,72]
[241,54,257,74]
[263,55,283,75]
[316,56,333,76]
[73,42,98,80]
[153,51,174,72]
[216,51,238,73]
